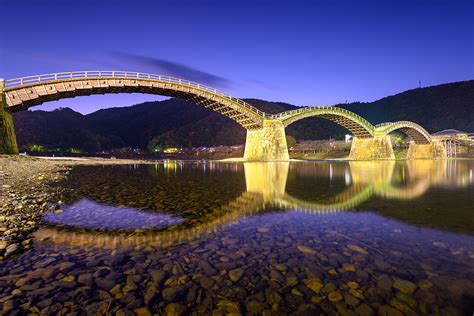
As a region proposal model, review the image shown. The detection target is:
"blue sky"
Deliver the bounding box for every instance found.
[1,0,472,113]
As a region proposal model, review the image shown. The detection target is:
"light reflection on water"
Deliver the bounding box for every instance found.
[42,199,185,231]
[1,160,473,314]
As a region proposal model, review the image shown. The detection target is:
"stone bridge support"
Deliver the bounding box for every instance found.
[0,80,18,155]
[406,141,447,159]
[349,136,395,160]
[244,120,289,161]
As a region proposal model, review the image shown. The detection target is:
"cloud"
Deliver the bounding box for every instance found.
[110,52,232,88]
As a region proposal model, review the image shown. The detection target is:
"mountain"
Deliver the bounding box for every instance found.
[12,80,474,152]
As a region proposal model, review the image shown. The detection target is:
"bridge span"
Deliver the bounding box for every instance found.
[0,71,447,160]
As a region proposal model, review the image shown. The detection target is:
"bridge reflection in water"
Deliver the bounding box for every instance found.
[35,160,472,250]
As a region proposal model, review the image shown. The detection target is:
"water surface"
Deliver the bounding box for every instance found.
[1,160,473,315]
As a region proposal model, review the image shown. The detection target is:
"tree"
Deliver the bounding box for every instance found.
[286,135,297,148]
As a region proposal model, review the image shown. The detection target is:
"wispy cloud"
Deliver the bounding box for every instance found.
[110,52,232,88]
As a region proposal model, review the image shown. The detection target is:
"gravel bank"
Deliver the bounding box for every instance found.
[0,156,152,260]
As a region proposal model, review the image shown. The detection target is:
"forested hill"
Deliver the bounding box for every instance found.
[12,80,474,152]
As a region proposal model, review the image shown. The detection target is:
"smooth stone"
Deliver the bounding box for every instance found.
[377,277,393,292]
[393,279,417,295]
[355,303,375,316]
[303,278,323,293]
[246,301,265,314]
[148,269,166,285]
[229,268,244,283]
[344,294,360,307]
[347,244,368,255]
[349,289,365,300]
[162,286,187,302]
[134,307,152,316]
[378,305,403,316]
[198,260,218,276]
[165,303,187,316]
[5,243,19,255]
[328,291,343,302]
[0,240,8,250]
[217,300,241,314]
[291,288,304,296]
[297,245,317,255]
[389,298,416,315]
[95,278,116,291]
[77,273,93,286]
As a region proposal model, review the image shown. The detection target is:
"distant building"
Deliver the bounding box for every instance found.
[432,129,473,157]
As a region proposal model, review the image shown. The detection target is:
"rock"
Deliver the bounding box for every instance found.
[0,240,8,250]
[198,260,218,276]
[246,301,265,314]
[229,268,244,282]
[349,289,365,300]
[15,277,29,287]
[5,243,19,255]
[134,307,152,316]
[347,281,359,289]
[162,286,187,302]
[327,269,338,276]
[109,254,127,266]
[377,277,393,292]
[378,305,403,316]
[344,294,360,307]
[197,276,214,289]
[343,264,356,272]
[355,303,374,316]
[297,245,317,255]
[217,300,241,314]
[149,269,167,285]
[417,279,433,290]
[347,244,368,255]
[95,278,116,291]
[78,273,93,286]
[321,283,337,294]
[62,275,75,282]
[328,291,343,302]
[287,276,299,287]
[165,303,187,316]
[393,279,417,295]
[144,284,159,305]
[303,278,323,293]
[291,288,304,296]
[390,298,416,315]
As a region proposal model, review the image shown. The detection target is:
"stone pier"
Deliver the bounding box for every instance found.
[0,80,18,155]
[406,141,447,159]
[243,119,289,161]
[349,136,395,160]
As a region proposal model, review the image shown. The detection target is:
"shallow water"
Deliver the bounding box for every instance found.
[1,160,473,315]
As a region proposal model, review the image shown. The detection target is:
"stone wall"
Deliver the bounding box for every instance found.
[349,136,395,160]
[406,141,447,159]
[0,81,19,155]
[243,120,289,161]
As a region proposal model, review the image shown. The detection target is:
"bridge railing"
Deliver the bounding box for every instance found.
[4,71,265,118]
[273,106,374,132]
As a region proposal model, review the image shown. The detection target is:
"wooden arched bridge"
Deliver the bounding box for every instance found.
[0,71,447,159]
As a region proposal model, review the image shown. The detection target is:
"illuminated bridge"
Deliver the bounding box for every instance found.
[0,71,448,159]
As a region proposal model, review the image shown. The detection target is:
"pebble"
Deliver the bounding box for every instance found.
[393,279,417,295]
[229,268,244,282]
[327,291,343,302]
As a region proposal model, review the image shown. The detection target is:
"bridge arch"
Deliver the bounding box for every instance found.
[375,121,432,144]
[3,71,265,129]
[272,107,375,138]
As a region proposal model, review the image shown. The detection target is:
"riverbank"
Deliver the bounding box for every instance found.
[0,156,156,260]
